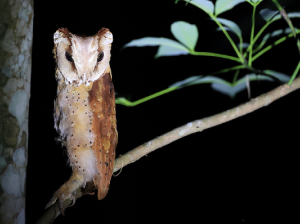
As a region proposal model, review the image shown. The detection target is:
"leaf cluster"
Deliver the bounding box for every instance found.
[117,0,300,106]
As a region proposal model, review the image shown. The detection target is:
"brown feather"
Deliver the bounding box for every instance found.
[89,71,117,200]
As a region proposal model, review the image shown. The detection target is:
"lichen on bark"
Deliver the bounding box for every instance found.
[0,0,33,223]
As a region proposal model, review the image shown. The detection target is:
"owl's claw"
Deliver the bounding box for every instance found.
[57,192,76,215]
[69,197,76,207]
[45,186,77,216]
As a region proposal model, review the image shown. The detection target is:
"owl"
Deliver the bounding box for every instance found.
[45,28,117,214]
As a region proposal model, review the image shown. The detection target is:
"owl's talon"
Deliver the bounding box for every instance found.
[69,198,76,207]
[56,193,75,215]
[46,185,77,215]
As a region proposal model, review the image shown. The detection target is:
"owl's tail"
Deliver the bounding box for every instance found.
[97,184,109,200]
[94,150,115,200]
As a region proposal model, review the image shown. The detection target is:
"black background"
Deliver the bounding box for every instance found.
[27,0,299,223]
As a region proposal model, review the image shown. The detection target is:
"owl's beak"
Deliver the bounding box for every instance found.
[81,73,87,84]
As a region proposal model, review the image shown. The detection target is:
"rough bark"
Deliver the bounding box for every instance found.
[0,0,33,223]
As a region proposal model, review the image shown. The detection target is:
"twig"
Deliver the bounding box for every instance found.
[37,76,300,224]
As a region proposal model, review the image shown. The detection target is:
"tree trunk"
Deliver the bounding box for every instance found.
[0,0,33,223]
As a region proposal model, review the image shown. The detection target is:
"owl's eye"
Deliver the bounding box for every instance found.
[97,51,104,62]
[65,51,74,63]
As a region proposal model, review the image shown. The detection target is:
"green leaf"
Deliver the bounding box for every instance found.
[124,37,189,52]
[260,27,298,47]
[216,26,243,42]
[212,74,266,98]
[235,72,289,85]
[235,74,272,86]
[183,0,214,15]
[171,21,199,50]
[273,12,300,21]
[260,8,279,22]
[215,0,245,16]
[263,70,290,83]
[215,18,242,37]
[169,75,230,89]
[211,82,246,98]
[155,45,189,58]
[241,43,250,48]
[169,76,201,88]
[188,76,230,86]
[212,70,288,98]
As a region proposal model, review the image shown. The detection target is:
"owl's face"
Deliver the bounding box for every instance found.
[54,28,113,86]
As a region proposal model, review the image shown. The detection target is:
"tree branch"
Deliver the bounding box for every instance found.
[113,77,300,172]
[37,76,300,224]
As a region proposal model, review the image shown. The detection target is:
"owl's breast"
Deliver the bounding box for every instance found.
[55,83,98,181]
[56,83,94,144]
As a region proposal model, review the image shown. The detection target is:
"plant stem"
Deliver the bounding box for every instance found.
[211,16,245,63]
[252,30,300,61]
[244,21,274,58]
[253,21,272,44]
[253,22,271,45]
[116,86,178,106]
[272,0,300,53]
[288,61,300,85]
[232,70,240,84]
[248,4,257,66]
[208,65,245,76]
[252,42,265,54]
[272,0,283,10]
[190,50,241,62]
[239,36,244,54]
[245,0,254,6]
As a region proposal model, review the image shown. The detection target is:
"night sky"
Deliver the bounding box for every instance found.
[27,0,299,223]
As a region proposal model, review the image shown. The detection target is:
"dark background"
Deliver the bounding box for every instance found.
[27,0,299,223]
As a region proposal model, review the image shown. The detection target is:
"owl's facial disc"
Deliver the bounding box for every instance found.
[54,28,112,86]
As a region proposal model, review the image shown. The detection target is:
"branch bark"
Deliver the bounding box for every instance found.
[37,76,300,223]
[113,77,300,172]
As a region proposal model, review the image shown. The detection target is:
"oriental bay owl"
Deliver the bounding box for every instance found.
[46,28,117,214]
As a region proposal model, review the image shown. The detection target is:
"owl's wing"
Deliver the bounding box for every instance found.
[89,71,117,200]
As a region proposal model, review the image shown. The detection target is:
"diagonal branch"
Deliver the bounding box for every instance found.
[113,76,300,172]
[37,76,300,224]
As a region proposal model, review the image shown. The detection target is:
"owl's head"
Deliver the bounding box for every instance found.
[53,28,113,86]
